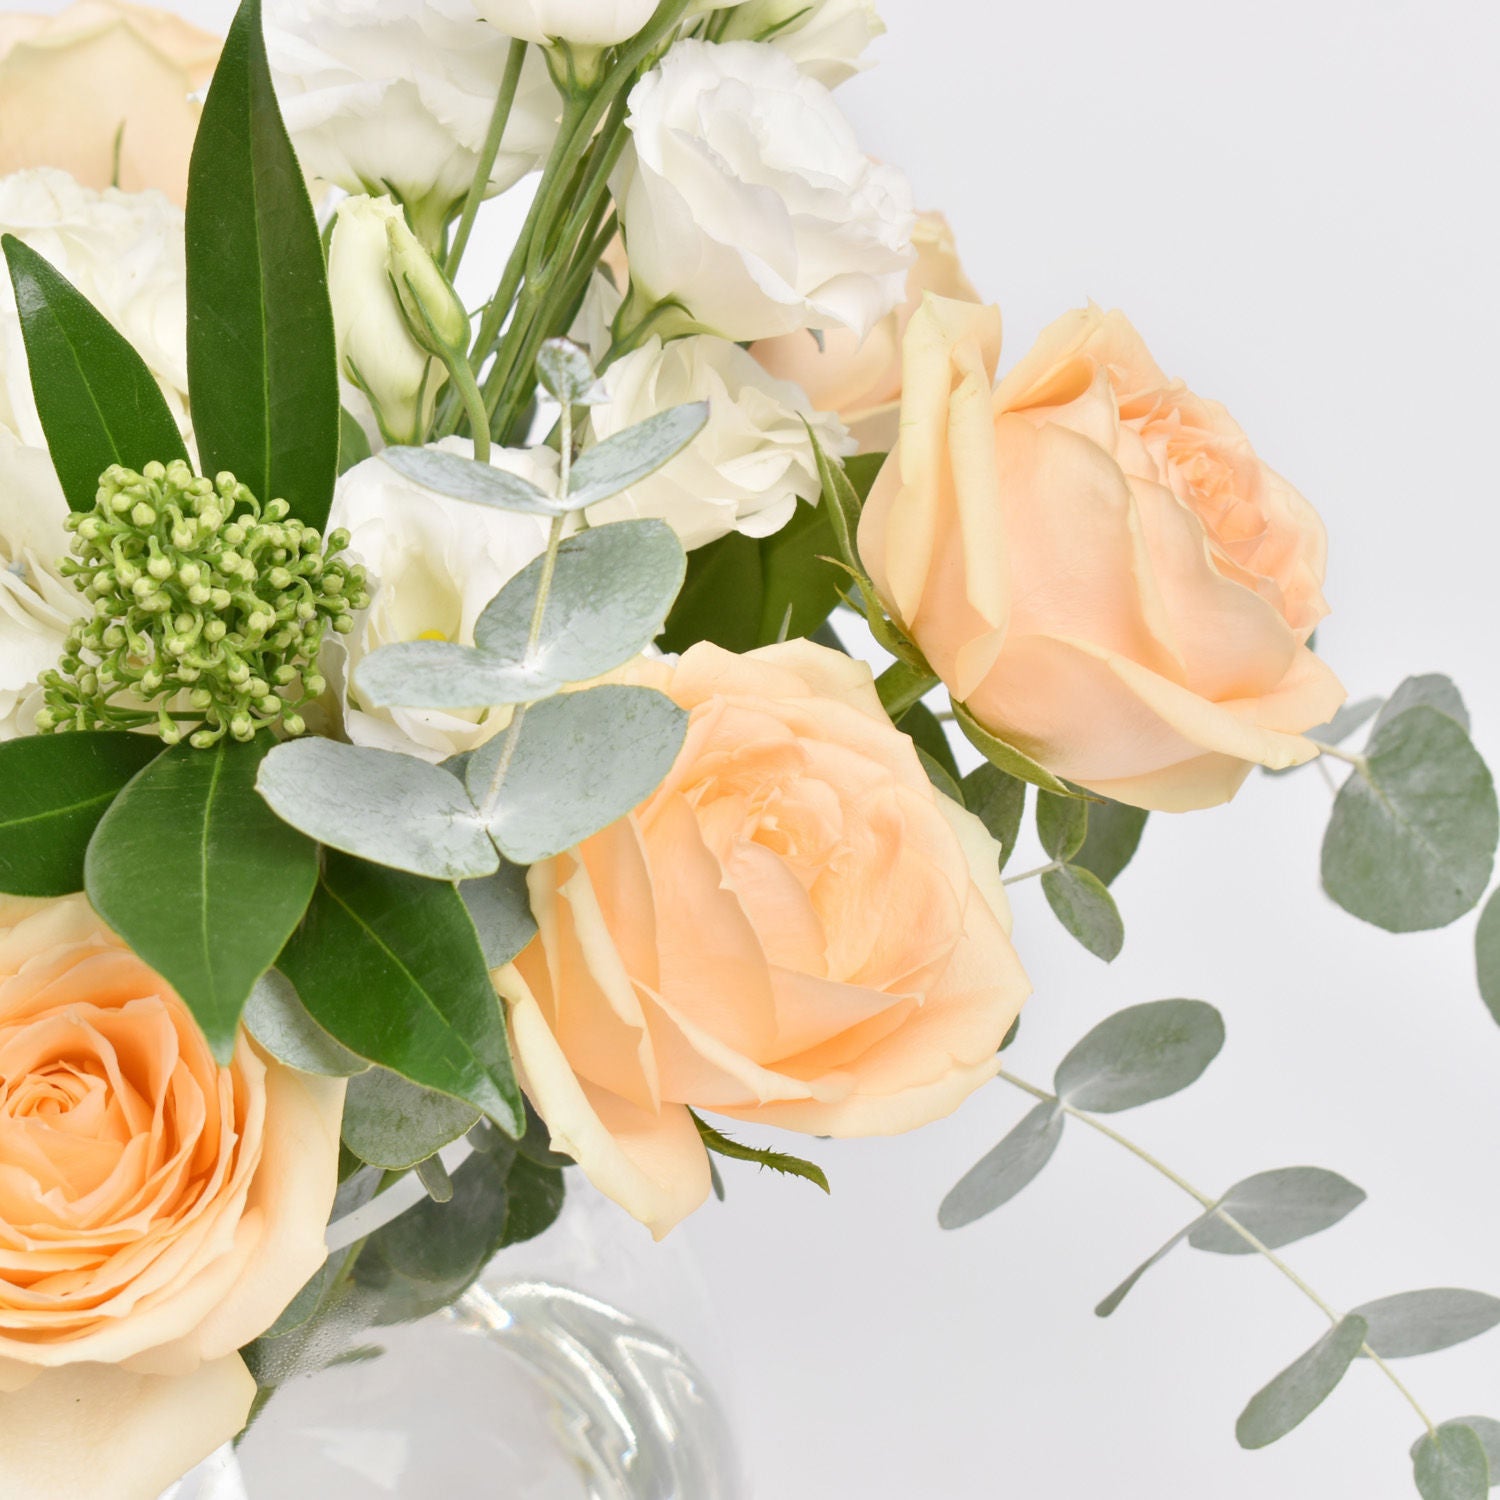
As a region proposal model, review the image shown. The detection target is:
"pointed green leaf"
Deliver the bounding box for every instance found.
[916,748,963,804]
[0,731,162,896]
[243,969,368,1077]
[806,424,868,583]
[1095,1217,1204,1318]
[569,402,709,507]
[85,734,318,1060]
[338,406,372,475]
[340,1066,479,1171]
[1377,675,1470,735]
[186,0,338,527]
[938,1101,1064,1230]
[962,763,1027,872]
[659,528,766,654]
[1041,863,1125,962]
[1074,798,1149,886]
[1037,789,1088,862]
[1235,1314,1368,1449]
[1352,1289,1500,1359]
[692,1113,829,1193]
[1054,1000,1224,1113]
[1189,1167,1366,1255]
[1477,889,1500,1028]
[953,700,1073,796]
[1414,1424,1490,1500]
[2,236,188,512]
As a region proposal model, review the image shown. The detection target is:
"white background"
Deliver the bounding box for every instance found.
[13,1,1500,1496]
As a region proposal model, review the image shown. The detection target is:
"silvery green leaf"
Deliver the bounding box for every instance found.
[1095,1217,1205,1318]
[257,739,498,881]
[1235,1314,1368,1450]
[460,862,538,969]
[1073,798,1149,886]
[1377,674,1470,735]
[341,1066,481,1171]
[1477,889,1500,1027]
[353,639,531,711]
[1352,1289,1500,1359]
[1042,863,1125,961]
[1037,788,1088,862]
[937,1101,1064,1230]
[568,402,710,508]
[1322,706,1497,932]
[243,970,368,1077]
[1189,1166,1366,1254]
[963,763,1026,871]
[1265,696,1382,775]
[468,685,688,865]
[1414,1424,1491,1500]
[381,445,565,515]
[1053,999,1224,1111]
[1413,1421,1500,1490]
[537,337,602,407]
[916,747,963,804]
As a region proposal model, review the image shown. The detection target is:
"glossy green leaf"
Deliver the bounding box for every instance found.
[1235,1314,1368,1450]
[186,0,338,527]
[1189,1167,1366,1255]
[2,236,188,511]
[1037,789,1088,862]
[459,862,537,970]
[938,1101,1064,1230]
[1041,864,1125,962]
[1054,1000,1224,1113]
[692,1113,830,1193]
[85,734,318,1060]
[953,701,1073,796]
[568,402,709,507]
[1377,674,1470,735]
[1073,798,1149,886]
[0,731,162,896]
[1414,1424,1490,1500]
[257,739,498,880]
[962,763,1026,872]
[340,1066,480,1171]
[467,685,687,865]
[1477,888,1500,1028]
[243,970,367,1077]
[1352,1289,1500,1359]
[1322,706,1497,932]
[499,1152,568,1246]
[277,852,522,1134]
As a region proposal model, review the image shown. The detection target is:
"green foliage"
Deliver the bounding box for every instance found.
[1073,799,1149,887]
[962,763,1026,871]
[1235,1315,1369,1449]
[569,404,710,507]
[1037,789,1088,862]
[535,337,601,408]
[901,700,960,782]
[1053,1000,1224,1113]
[459,862,538,969]
[340,1067,480,1171]
[1041,863,1125,961]
[692,1113,830,1194]
[1188,1167,1366,1255]
[937,1101,1063,1230]
[1413,1424,1490,1500]
[1377,675,1470,735]
[243,970,368,1077]
[1352,1290,1500,1359]
[1,235,188,512]
[1477,889,1500,1028]
[952,701,1073,796]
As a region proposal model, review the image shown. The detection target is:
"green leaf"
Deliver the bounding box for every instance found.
[1095,1218,1202,1318]
[277,851,522,1134]
[1041,864,1125,962]
[1188,1167,1366,1255]
[1053,1000,1224,1112]
[243,970,367,1077]
[0,732,162,896]
[1377,674,1470,735]
[916,748,963,804]
[1413,1422,1500,1492]
[691,1113,830,1193]
[901,700,960,783]
[1073,798,1149,886]
[568,402,710,508]
[953,701,1073,796]
[962,763,1027,872]
[459,862,537,970]
[257,739,498,880]
[338,406,372,475]
[1477,889,1500,1028]
[500,1151,568,1245]
[85,734,318,1060]
[1322,706,1498,932]
[467,685,687,865]
[2,236,188,512]
[340,1067,480,1171]
[535,337,600,408]
[1235,1314,1369,1450]
[806,424,868,583]
[1414,1424,1491,1500]
[186,0,338,527]
[937,1101,1064,1230]
[1352,1289,1500,1359]
[380,445,563,516]
[1037,789,1088,862]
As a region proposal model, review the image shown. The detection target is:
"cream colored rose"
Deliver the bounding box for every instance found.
[0,895,345,1500]
[495,640,1031,1238]
[753,211,978,451]
[858,297,1346,811]
[0,1,219,206]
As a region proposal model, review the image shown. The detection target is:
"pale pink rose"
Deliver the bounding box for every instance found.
[0,1,220,206]
[495,640,1031,1238]
[0,895,345,1499]
[752,211,979,451]
[858,297,1346,811]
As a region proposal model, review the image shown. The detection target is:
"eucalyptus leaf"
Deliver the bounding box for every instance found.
[536,337,600,407]
[341,1067,480,1171]
[938,1101,1064,1230]
[243,970,367,1077]
[1322,706,1497,932]
[1235,1314,1368,1450]
[1053,1000,1224,1112]
[1037,789,1088,862]
[962,763,1026,872]
[1073,799,1149,886]
[1352,1289,1500,1359]
[1189,1167,1366,1255]
[381,445,563,515]
[459,862,538,970]
[1413,1421,1500,1491]
[916,748,964,804]
[953,701,1073,796]
[1477,888,1500,1028]
[1414,1424,1491,1500]
[1041,864,1126,963]
[257,739,498,880]
[568,402,709,507]
[1095,1218,1203,1318]
[467,685,687,865]
[1377,674,1470,735]
[901,700,960,783]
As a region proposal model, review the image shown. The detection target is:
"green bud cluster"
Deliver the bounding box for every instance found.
[37,460,369,749]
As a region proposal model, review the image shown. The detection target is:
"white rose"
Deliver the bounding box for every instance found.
[587,330,854,550]
[468,0,658,46]
[616,40,913,342]
[719,0,884,87]
[328,440,555,760]
[0,168,188,449]
[267,0,559,236]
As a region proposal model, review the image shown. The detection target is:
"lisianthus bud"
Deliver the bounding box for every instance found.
[385,211,470,359]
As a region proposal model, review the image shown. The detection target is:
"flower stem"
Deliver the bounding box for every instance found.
[445,352,493,464]
[445,39,528,280]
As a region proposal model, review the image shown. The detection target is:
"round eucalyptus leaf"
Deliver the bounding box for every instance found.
[568,402,710,508]
[243,970,369,1077]
[537,337,601,407]
[1477,888,1500,1028]
[1412,1420,1500,1490]
[1353,1289,1500,1359]
[916,747,963,804]
[1189,1166,1366,1255]
[1235,1314,1368,1450]
[938,1101,1064,1230]
[1414,1423,1490,1500]
[1376,674,1470,735]
[1037,789,1087,862]
[341,1066,481,1171]
[1073,798,1149,886]
[459,862,538,970]
[1041,863,1125,962]
[1053,999,1224,1113]
[962,763,1026,871]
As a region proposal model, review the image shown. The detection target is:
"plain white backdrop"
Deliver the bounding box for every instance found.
[10,1,1500,1496]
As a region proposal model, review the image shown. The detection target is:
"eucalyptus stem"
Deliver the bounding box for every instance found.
[994,1068,1439,1439]
[1308,738,1367,773]
[445,39,528,280]
[1002,861,1060,887]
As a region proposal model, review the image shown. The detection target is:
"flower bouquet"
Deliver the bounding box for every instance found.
[0,1,1497,1497]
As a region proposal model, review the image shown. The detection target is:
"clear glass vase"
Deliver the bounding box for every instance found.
[163,1186,748,1499]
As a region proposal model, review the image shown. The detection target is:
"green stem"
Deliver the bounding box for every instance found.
[445,39,528,280]
[1002,861,1060,887]
[1307,738,1368,774]
[445,352,492,463]
[994,1068,1439,1440]
[876,661,940,721]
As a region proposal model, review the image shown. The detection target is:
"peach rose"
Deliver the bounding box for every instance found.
[858,297,1346,811]
[495,640,1030,1238]
[752,211,979,450]
[0,1,220,205]
[0,895,344,1499]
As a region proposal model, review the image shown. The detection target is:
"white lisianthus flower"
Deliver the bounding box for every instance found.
[468,0,659,46]
[587,331,854,550]
[0,168,188,448]
[328,441,556,761]
[266,0,559,236]
[720,0,884,87]
[615,40,913,343]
